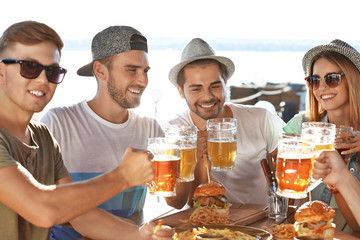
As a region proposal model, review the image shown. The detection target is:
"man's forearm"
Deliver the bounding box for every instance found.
[71,208,141,239]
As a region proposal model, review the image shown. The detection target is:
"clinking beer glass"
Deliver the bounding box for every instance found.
[165,125,197,182]
[301,122,336,190]
[207,118,237,171]
[276,137,314,199]
[147,137,180,197]
[335,125,353,163]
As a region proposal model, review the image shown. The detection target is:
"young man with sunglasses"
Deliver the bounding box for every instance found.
[164,38,285,209]
[284,39,360,231]
[39,26,166,239]
[0,21,173,240]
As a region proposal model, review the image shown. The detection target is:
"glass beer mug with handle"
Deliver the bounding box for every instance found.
[165,124,197,182]
[335,125,354,163]
[206,118,237,171]
[301,122,336,191]
[147,137,180,197]
[276,136,314,199]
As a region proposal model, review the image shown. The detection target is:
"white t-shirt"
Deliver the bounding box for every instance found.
[167,102,285,204]
[39,100,164,215]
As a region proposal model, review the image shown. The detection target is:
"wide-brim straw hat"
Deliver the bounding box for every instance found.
[302,39,360,76]
[168,38,235,86]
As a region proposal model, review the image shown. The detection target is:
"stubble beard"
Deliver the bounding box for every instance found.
[107,77,140,109]
[189,100,224,121]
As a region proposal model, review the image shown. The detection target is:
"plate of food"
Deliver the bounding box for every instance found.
[262,200,336,240]
[173,224,272,240]
[162,180,266,227]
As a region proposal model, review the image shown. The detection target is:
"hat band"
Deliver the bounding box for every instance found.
[131,42,148,52]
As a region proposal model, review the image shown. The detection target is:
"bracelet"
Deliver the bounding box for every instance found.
[328,185,340,194]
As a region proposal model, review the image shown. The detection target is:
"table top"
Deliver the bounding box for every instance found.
[148,203,360,240]
[80,202,360,240]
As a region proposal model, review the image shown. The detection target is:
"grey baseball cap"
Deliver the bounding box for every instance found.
[77,25,148,76]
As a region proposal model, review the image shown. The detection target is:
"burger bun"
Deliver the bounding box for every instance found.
[194,180,226,197]
[295,200,335,223]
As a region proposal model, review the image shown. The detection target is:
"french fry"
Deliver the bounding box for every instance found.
[153,220,164,234]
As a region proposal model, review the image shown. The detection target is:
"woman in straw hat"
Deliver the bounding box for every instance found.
[284,39,360,231]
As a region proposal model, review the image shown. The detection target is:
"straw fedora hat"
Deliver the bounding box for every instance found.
[302,39,360,75]
[168,38,235,86]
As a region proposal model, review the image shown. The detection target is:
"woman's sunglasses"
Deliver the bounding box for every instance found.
[0,59,67,84]
[305,72,344,90]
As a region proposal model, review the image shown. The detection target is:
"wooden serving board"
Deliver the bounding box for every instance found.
[152,204,267,227]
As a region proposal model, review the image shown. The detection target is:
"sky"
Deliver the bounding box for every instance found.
[1,0,360,42]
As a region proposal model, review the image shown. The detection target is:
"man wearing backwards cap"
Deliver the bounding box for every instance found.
[40,26,167,239]
[165,38,285,208]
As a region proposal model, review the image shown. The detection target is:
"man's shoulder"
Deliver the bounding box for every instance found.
[131,111,160,123]
[30,121,51,132]
[40,102,83,121]
[166,110,191,125]
[227,102,267,115]
[29,121,55,140]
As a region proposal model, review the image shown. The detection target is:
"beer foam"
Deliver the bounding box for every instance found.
[208,139,236,143]
[153,155,180,161]
[278,153,313,159]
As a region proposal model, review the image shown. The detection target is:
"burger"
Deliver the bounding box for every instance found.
[294,200,335,239]
[193,180,228,208]
[183,180,231,225]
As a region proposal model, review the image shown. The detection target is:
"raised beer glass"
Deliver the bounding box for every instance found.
[276,137,314,199]
[207,118,237,171]
[335,125,353,163]
[301,122,335,190]
[165,125,197,182]
[147,137,180,196]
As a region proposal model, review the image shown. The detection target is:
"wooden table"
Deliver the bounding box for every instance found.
[79,203,360,239]
[148,203,360,240]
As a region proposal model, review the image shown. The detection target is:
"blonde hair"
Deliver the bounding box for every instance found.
[305,51,360,131]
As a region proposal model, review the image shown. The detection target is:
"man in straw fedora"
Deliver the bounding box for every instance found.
[165,38,285,208]
[284,39,360,231]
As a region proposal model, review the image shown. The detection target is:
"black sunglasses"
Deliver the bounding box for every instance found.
[0,59,67,84]
[305,72,344,90]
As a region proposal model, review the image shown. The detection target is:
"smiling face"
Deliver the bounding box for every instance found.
[312,57,349,113]
[177,62,226,122]
[0,41,60,114]
[105,50,150,109]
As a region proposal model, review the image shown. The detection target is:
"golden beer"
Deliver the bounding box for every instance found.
[276,155,312,199]
[148,156,180,196]
[314,143,334,152]
[178,147,197,182]
[208,140,237,171]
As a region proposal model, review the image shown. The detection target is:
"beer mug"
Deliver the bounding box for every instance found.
[276,137,314,199]
[165,125,197,182]
[147,137,180,196]
[206,118,237,171]
[335,125,353,163]
[301,122,335,187]
[301,122,336,153]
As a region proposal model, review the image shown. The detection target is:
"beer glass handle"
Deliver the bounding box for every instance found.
[306,178,322,192]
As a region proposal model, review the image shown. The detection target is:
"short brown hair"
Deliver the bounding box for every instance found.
[177,59,228,89]
[0,21,63,57]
